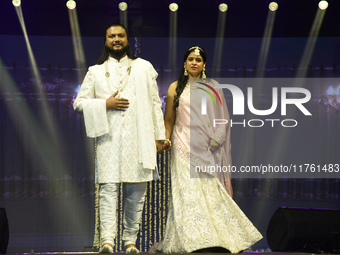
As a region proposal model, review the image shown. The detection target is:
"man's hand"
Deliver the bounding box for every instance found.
[106,91,129,110]
[156,140,165,154]
[209,138,220,152]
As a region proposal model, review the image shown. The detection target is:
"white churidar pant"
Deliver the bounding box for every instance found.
[99,182,147,247]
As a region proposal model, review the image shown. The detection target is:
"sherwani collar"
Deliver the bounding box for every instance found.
[108,55,129,64]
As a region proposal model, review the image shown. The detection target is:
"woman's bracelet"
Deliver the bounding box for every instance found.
[165,139,172,150]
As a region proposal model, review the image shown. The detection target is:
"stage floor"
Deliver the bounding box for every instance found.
[4,253,340,255]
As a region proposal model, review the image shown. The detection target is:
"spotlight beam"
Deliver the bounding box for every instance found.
[67,0,95,208]
[256,9,276,78]
[168,9,177,78]
[265,6,328,183]
[14,5,58,138]
[10,5,91,234]
[68,1,95,224]
[243,6,277,173]
[0,58,86,232]
[68,7,86,83]
[296,8,327,78]
[13,4,79,194]
[213,10,227,77]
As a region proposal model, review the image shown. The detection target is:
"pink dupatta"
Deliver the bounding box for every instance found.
[172,79,233,197]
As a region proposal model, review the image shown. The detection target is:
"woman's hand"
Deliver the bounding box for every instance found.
[163,139,172,151]
[209,138,220,152]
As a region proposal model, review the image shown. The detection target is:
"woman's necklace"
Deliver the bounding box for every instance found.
[186,81,200,88]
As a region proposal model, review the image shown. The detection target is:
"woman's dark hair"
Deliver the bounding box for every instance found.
[173,45,207,109]
[97,23,136,65]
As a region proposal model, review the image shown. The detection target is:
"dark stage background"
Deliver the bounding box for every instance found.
[1,33,340,253]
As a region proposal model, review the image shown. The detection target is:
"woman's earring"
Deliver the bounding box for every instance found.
[184,65,188,76]
[202,67,206,79]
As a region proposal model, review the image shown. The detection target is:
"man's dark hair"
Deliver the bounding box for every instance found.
[97,23,136,64]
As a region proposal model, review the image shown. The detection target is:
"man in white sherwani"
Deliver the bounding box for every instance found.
[73,23,166,254]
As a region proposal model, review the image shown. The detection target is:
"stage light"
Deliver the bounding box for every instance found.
[169,3,178,12]
[269,2,278,11]
[119,2,128,11]
[219,3,228,12]
[66,0,76,10]
[12,0,21,7]
[318,1,328,10]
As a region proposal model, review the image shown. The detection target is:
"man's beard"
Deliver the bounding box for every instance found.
[106,44,128,58]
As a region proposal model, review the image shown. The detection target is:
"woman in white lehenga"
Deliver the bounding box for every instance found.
[157,46,263,253]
